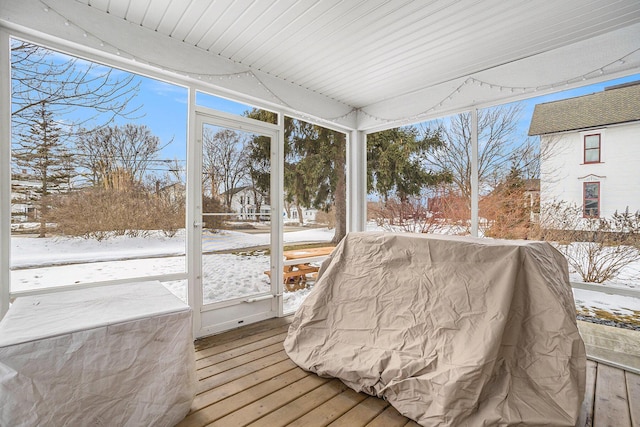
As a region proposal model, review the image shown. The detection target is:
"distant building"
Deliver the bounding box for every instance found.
[226,186,270,221]
[11,169,71,223]
[528,81,640,219]
[223,186,318,222]
[10,171,39,222]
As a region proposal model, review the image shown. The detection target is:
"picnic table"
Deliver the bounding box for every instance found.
[265,246,335,291]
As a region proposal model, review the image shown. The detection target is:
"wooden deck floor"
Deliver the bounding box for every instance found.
[177,316,640,427]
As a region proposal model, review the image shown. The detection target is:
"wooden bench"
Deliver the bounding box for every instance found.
[265,264,320,291]
[264,246,335,292]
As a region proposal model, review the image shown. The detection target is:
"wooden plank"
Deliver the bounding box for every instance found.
[594,364,632,427]
[365,405,410,427]
[178,367,310,427]
[196,332,287,370]
[197,350,290,394]
[286,389,368,427]
[194,316,289,348]
[196,325,290,360]
[195,316,292,351]
[247,380,349,427]
[197,342,284,380]
[576,360,597,427]
[626,371,640,427]
[190,359,298,412]
[208,375,330,427]
[195,319,291,352]
[328,396,389,426]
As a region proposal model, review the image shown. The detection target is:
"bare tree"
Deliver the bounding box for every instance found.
[12,102,72,237]
[538,202,640,283]
[75,124,166,189]
[11,40,141,137]
[203,128,249,210]
[423,104,526,201]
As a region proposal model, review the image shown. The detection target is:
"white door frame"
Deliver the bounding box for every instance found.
[189,105,283,338]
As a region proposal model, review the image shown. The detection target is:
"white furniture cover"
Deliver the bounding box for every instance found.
[284,232,586,426]
[0,281,195,427]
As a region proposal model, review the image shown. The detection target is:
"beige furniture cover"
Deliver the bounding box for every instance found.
[284,232,586,426]
[0,281,195,427]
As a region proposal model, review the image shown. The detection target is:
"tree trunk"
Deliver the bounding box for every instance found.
[296,204,304,226]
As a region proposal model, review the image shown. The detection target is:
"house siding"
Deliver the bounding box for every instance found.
[540,121,640,218]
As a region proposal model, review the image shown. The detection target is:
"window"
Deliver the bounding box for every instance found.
[584,134,601,163]
[583,182,600,217]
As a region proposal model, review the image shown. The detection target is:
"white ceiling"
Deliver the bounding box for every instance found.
[2,0,640,130]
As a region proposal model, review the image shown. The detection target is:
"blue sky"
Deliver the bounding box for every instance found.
[16,40,640,175]
[137,71,640,155]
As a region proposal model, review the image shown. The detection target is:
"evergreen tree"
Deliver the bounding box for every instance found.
[367,126,451,202]
[13,102,73,237]
[483,166,531,239]
[245,110,347,243]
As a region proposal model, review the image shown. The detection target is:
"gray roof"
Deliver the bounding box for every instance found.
[528,82,640,136]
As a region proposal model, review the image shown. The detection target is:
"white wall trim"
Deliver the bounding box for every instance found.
[0,29,11,318]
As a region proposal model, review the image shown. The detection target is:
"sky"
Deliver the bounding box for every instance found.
[13,39,640,179]
[133,70,640,162]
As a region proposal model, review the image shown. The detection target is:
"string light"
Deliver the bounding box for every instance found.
[360,45,640,124]
[38,0,639,127]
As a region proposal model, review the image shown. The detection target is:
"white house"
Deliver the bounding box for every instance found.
[225,186,318,223]
[529,81,640,220]
[223,186,269,221]
[10,171,39,223]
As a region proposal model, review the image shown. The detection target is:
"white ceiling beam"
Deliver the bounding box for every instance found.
[356,23,640,131]
[0,0,357,130]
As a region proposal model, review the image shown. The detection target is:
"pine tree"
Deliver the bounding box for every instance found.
[13,102,72,237]
[245,110,347,242]
[367,127,451,202]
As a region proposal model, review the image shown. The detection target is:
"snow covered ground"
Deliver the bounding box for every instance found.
[9,223,640,321]
[11,226,334,313]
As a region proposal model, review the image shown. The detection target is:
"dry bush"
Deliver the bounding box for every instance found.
[481,190,532,240]
[426,189,471,233]
[369,197,445,234]
[315,208,336,229]
[537,202,640,283]
[202,196,226,231]
[49,187,185,240]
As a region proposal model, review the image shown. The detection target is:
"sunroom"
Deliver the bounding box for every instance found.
[1,1,640,426]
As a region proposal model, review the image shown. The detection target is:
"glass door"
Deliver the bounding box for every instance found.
[192,111,280,337]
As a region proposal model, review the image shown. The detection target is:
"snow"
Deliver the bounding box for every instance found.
[9,223,640,323]
[10,226,334,313]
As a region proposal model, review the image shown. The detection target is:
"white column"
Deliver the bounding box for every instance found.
[186,87,200,338]
[470,108,479,237]
[347,129,367,232]
[0,30,11,318]
[273,112,285,317]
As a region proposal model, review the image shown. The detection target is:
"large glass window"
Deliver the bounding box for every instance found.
[10,39,187,298]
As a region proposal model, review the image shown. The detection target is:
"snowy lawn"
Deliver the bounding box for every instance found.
[9,224,640,324]
[10,227,335,313]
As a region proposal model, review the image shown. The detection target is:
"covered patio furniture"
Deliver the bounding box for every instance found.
[0,281,195,427]
[285,232,586,426]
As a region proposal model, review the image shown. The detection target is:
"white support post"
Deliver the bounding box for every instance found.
[347,129,367,233]
[186,87,199,338]
[273,112,285,317]
[0,30,11,318]
[470,108,479,237]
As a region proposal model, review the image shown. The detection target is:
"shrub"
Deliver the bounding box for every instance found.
[537,202,640,283]
[48,187,185,240]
